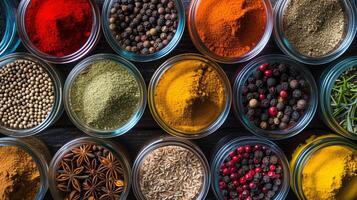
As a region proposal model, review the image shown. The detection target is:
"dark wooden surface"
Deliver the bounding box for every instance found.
[3,0,357,199]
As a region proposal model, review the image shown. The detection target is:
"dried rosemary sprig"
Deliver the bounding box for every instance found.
[55,144,126,200]
[331,67,357,134]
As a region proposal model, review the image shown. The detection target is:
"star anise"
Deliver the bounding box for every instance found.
[83,176,105,200]
[98,152,123,180]
[71,144,95,166]
[56,161,89,192]
[85,157,105,178]
[99,181,123,200]
[64,191,80,200]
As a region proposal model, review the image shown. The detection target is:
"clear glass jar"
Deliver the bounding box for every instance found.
[17,0,101,64]
[0,0,20,57]
[233,54,318,140]
[0,53,63,137]
[274,0,356,65]
[0,137,51,200]
[290,134,356,200]
[63,53,147,138]
[320,57,357,140]
[188,0,273,64]
[132,136,211,200]
[148,53,232,139]
[102,0,186,62]
[48,137,132,200]
[211,136,290,200]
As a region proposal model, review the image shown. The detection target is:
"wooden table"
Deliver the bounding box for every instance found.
[4,0,357,199]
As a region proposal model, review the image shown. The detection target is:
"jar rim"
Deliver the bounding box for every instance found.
[0,137,50,200]
[188,0,273,64]
[132,136,211,200]
[320,58,357,140]
[17,0,101,64]
[148,53,232,139]
[101,0,186,62]
[63,53,147,138]
[210,136,291,200]
[0,52,63,137]
[233,54,318,140]
[0,0,20,57]
[273,0,357,65]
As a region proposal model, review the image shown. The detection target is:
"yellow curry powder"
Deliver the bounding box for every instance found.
[154,60,226,133]
[301,145,357,200]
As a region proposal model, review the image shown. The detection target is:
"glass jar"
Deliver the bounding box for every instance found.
[320,57,357,140]
[63,53,147,138]
[0,53,63,137]
[233,54,318,140]
[290,134,356,200]
[274,0,356,65]
[17,0,101,64]
[0,0,20,57]
[132,136,211,200]
[148,53,232,139]
[102,0,186,62]
[188,0,273,64]
[48,137,132,200]
[211,136,290,200]
[0,137,51,200]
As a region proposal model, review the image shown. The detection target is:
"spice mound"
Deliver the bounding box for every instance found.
[283,0,347,57]
[70,60,141,130]
[0,59,55,130]
[302,145,357,200]
[195,0,267,58]
[139,145,204,200]
[219,144,285,200]
[55,144,126,199]
[155,59,226,133]
[0,146,40,200]
[331,66,356,134]
[25,0,93,57]
[241,62,310,130]
[108,0,179,55]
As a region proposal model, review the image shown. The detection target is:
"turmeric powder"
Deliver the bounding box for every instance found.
[154,59,226,133]
[195,0,267,58]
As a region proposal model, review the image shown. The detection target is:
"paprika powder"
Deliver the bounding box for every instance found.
[195,0,267,58]
[25,0,93,57]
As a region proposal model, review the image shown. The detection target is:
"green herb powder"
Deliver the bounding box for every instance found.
[70,60,141,130]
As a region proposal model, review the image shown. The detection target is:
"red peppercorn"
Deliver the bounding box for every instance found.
[264,69,273,77]
[219,181,226,189]
[280,90,288,98]
[262,187,268,193]
[249,182,256,189]
[243,153,250,158]
[232,156,240,163]
[259,63,269,72]
[268,107,278,117]
[237,147,245,154]
[236,186,243,193]
[246,196,252,200]
[275,173,281,179]
[244,145,251,153]
[240,176,246,184]
[242,184,248,190]
[248,170,255,176]
[229,151,236,157]
[233,180,239,187]
[268,171,275,177]
[254,145,261,150]
[227,161,234,167]
[253,158,259,164]
[230,167,237,173]
[259,94,266,100]
[223,168,230,175]
[269,165,276,171]
[230,173,238,180]
[245,174,252,180]
[220,163,226,169]
[255,167,262,173]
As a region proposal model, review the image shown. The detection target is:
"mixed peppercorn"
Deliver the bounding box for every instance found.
[242,62,309,130]
[219,144,284,200]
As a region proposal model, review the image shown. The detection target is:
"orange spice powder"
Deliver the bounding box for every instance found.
[195,0,267,58]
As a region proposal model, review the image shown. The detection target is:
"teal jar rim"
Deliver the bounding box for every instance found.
[0,137,51,200]
[148,53,232,139]
[0,53,64,137]
[0,0,20,57]
[233,54,318,140]
[273,0,357,65]
[210,136,290,200]
[63,53,147,138]
[290,135,356,200]
[320,57,357,140]
[102,0,186,62]
[48,137,132,200]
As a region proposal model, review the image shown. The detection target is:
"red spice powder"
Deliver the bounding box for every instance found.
[25,0,93,57]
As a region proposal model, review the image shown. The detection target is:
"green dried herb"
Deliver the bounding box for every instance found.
[70,60,140,130]
[331,66,357,134]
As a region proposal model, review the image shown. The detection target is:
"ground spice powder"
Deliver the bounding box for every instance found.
[283,0,346,57]
[155,60,225,133]
[25,0,93,57]
[195,0,267,58]
[302,145,357,200]
[0,146,40,200]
